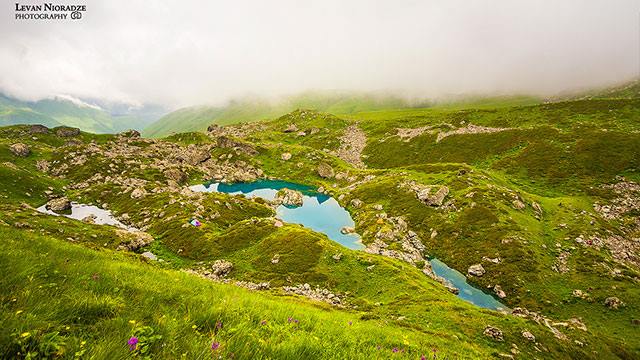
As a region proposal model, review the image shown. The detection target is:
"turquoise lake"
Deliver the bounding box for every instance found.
[190,180,364,250]
[430,259,507,311]
[191,179,506,310]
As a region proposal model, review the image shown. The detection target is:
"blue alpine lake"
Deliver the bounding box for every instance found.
[191,179,506,310]
[190,180,364,250]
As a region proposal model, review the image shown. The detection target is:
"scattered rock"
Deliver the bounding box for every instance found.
[9,143,30,157]
[332,253,343,261]
[512,200,526,210]
[350,199,363,208]
[271,254,280,264]
[130,188,146,199]
[283,284,343,306]
[340,226,355,234]
[437,124,510,143]
[468,264,486,277]
[45,197,71,212]
[141,251,157,261]
[494,285,507,298]
[281,152,292,161]
[82,214,97,224]
[216,136,257,156]
[284,124,298,133]
[483,326,504,341]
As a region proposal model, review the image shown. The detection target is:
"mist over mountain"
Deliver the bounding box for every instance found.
[0,92,168,133]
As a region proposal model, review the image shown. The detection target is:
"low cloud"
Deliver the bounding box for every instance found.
[1,0,638,108]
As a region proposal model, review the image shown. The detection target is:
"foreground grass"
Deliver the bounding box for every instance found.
[1,227,496,359]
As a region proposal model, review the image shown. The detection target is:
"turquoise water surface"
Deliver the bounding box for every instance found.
[190,180,364,249]
[430,258,508,311]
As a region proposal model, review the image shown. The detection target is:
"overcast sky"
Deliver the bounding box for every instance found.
[1,0,639,107]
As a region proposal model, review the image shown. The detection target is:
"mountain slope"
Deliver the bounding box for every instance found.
[142,91,423,138]
[0,93,167,133]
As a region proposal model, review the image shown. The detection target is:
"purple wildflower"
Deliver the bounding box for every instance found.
[260,320,267,326]
[348,321,352,326]
[376,345,381,350]
[216,321,223,330]
[211,341,220,351]
[127,337,138,351]
[392,347,399,353]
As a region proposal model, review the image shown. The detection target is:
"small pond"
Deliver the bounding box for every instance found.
[430,258,508,311]
[190,180,364,250]
[36,202,133,230]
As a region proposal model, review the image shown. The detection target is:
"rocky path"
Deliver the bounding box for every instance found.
[335,124,367,168]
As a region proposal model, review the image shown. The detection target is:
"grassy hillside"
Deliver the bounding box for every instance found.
[0,124,614,359]
[142,91,425,138]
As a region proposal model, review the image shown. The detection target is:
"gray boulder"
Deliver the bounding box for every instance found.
[9,143,30,157]
[211,260,233,277]
[46,197,71,212]
[317,162,335,178]
[467,264,486,277]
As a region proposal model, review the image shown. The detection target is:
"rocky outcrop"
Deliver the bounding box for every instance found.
[164,169,187,184]
[29,124,49,134]
[45,197,71,212]
[522,331,535,342]
[404,181,449,207]
[274,188,304,207]
[55,127,80,137]
[9,143,30,157]
[604,296,623,309]
[317,162,335,178]
[116,230,154,251]
[119,129,141,138]
[216,136,258,156]
[211,260,234,277]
